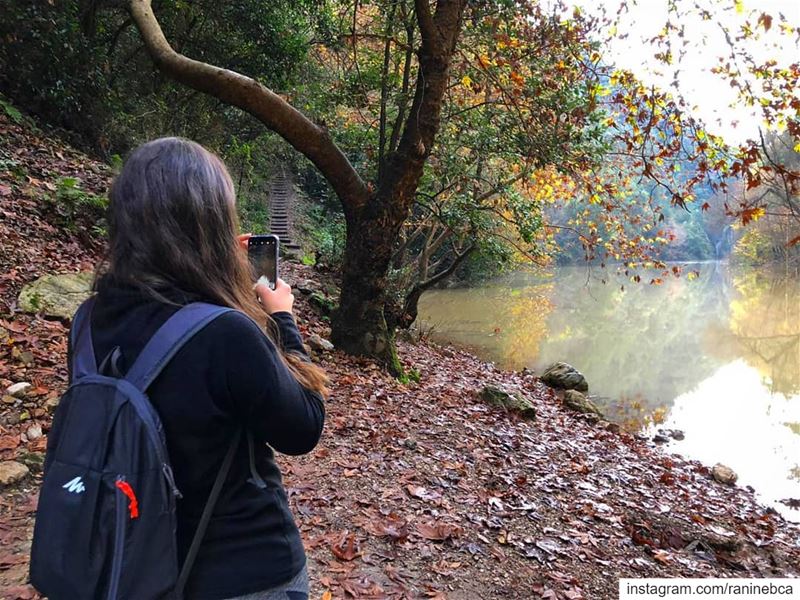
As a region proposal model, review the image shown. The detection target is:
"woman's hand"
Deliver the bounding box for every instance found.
[255,277,294,315]
[237,233,252,251]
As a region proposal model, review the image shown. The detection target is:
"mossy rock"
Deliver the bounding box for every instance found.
[563,390,603,417]
[480,385,536,420]
[541,362,589,392]
[18,272,94,319]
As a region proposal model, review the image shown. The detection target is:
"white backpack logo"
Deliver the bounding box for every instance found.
[62,476,86,494]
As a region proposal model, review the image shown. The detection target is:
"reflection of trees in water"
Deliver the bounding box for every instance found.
[532,264,733,417]
[419,263,800,428]
[723,271,800,396]
[418,273,555,368]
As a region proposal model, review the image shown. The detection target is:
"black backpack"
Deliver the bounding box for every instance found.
[30,297,241,599]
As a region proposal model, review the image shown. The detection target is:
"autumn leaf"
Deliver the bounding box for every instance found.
[740,206,765,225]
[0,436,20,450]
[652,549,671,565]
[406,484,442,502]
[330,530,361,561]
[363,513,409,542]
[416,521,462,541]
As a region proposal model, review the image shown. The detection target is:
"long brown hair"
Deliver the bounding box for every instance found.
[97,137,329,397]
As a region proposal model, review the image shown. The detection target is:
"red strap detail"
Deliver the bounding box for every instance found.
[115,480,140,519]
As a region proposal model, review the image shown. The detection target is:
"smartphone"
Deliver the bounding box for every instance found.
[247,234,279,290]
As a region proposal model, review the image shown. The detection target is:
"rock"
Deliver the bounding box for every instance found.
[712,463,738,486]
[657,428,685,441]
[307,334,334,352]
[44,396,60,414]
[2,395,18,405]
[541,362,588,392]
[295,280,316,295]
[18,451,45,474]
[0,326,9,344]
[18,272,94,319]
[562,389,603,417]
[653,434,670,443]
[402,438,418,450]
[1,411,20,426]
[702,527,743,552]
[480,385,536,420]
[11,347,34,366]
[603,421,621,434]
[6,382,32,398]
[0,461,29,487]
[26,424,43,440]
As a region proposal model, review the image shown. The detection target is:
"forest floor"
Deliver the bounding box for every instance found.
[1,110,799,600]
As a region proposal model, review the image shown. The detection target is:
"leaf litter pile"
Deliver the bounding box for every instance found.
[1,111,799,600]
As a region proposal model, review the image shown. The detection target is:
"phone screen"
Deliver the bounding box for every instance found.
[248,236,278,289]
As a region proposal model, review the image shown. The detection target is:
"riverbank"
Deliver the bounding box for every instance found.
[1,110,799,599]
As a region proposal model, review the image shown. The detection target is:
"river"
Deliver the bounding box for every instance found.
[417,262,800,521]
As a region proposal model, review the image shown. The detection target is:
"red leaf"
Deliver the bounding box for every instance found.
[0,436,20,450]
[330,530,361,561]
[363,513,409,542]
[415,521,462,541]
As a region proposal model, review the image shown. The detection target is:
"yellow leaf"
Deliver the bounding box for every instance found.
[735,0,744,14]
[322,591,332,600]
[793,141,800,153]
[461,75,472,89]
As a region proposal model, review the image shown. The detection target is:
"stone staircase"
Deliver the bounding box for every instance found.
[268,169,302,256]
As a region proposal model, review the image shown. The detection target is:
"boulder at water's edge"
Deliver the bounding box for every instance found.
[541,362,589,392]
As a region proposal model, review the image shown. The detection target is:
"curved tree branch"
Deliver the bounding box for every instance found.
[128,0,369,222]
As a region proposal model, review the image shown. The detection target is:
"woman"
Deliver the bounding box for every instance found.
[76,137,328,599]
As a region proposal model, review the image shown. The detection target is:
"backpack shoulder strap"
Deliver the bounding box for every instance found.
[124,302,234,393]
[176,427,242,597]
[71,296,98,380]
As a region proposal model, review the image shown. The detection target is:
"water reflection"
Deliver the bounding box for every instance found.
[417,262,800,520]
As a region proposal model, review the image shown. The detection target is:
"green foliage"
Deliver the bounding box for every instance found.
[0,157,27,181]
[46,176,108,233]
[301,204,346,268]
[0,0,329,159]
[396,367,421,385]
[238,196,271,235]
[733,228,772,265]
[0,96,25,125]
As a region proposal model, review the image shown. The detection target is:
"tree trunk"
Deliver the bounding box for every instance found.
[331,199,406,374]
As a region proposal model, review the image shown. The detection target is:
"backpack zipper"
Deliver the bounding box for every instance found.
[107,475,127,600]
[122,386,183,499]
[162,464,183,499]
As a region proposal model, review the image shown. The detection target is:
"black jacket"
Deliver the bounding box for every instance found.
[67,277,325,599]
